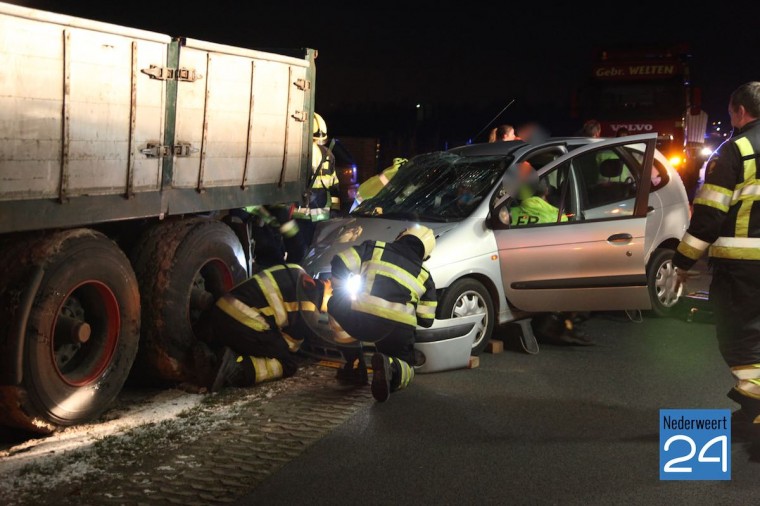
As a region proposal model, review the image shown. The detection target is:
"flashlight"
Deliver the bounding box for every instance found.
[346,273,362,301]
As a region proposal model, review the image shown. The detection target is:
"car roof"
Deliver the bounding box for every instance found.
[447,137,600,157]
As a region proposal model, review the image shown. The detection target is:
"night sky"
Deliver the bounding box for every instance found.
[4,0,760,146]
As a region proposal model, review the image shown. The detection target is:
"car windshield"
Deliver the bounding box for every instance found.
[351,152,510,222]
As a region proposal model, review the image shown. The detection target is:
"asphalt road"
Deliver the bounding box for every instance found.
[239,261,760,505]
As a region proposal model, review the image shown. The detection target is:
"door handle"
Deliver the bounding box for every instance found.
[607,233,632,244]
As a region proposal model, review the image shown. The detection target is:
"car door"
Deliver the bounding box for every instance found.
[489,134,657,312]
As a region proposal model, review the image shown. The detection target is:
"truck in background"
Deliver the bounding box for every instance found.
[573,44,708,199]
[0,2,316,433]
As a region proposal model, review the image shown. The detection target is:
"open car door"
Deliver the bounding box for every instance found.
[489,134,657,312]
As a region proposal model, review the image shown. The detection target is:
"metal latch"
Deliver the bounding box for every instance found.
[141,65,202,82]
[294,78,311,91]
[140,142,199,158]
[292,110,308,122]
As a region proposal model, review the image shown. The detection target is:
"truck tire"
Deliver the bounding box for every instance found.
[0,229,140,433]
[437,278,494,356]
[131,218,246,385]
[647,247,682,317]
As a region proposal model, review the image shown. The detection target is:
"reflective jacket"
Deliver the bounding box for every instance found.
[510,196,568,226]
[674,119,760,268]
[311,143,340,211]
[215,264,317,351]
[330,240,437,329]
[354,158,407,206]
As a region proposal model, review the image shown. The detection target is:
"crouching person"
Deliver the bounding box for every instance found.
[328,226,437,402]
[203,263,331,392]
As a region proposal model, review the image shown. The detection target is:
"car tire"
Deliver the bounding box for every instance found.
[437,278,494,356]
[646,247,682,317]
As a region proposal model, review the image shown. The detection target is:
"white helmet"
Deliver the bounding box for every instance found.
[313,113,328,145]
[397,226,436,260]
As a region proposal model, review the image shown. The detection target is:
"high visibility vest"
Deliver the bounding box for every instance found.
[354,158,407,205]
[510,196,568,226]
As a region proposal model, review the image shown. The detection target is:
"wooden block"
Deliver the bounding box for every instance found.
[468,356,480,369]
[486,339,503,354]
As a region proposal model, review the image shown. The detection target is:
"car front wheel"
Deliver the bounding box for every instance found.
[437,278,494,356]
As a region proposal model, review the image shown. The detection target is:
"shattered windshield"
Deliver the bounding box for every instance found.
[352,152,510,222]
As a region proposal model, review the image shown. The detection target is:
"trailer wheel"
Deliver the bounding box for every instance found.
[437,278,494,356]
[132,218,246,385]
[0,230,139,433]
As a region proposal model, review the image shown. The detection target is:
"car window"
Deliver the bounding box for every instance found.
[351,152,509,222]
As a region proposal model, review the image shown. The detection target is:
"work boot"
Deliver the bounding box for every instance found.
[371,353,392,402]
[336,356,368,386]
[210,347,243,393]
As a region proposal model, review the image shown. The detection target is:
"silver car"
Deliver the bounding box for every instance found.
[302,133,690,355]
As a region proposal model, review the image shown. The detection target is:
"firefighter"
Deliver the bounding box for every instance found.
[350,157,408,212]
[327,226,437,402]
[294,113,341,246]
[673,81,760,440]
[244,204,306,269]
[205,263,332,391]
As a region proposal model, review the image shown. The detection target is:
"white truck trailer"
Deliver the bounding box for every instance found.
[0,2,316,433]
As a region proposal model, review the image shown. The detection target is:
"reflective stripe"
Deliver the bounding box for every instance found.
[216,295,270,332]
[694,184,732,212]
[251,356,283,383]
[281,331,303,352]
[364,259,425,301]
[379,173,389,185]
[256,270,288,328]
[731,364,760,380]
[681,232,711,253]
[416,301,437,318]
[280,219,299,238]
[337,247,362,272]
[736,137,756,179]
[710,237,760,260]
[353,293,417,326]
[328,314,357,343]
[736,199,753,237]
[733,184,760,201]
[393,357,414,390]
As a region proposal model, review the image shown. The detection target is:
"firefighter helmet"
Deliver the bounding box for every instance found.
[397,225,436,260]
[313,113,328,145]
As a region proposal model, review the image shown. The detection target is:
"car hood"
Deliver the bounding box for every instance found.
[302,217,459,277]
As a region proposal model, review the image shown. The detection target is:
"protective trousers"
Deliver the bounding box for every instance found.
[710,261,760,421]
[328,299,416,391]
[209,305,299,379]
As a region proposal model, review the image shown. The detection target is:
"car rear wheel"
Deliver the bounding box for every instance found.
[647,247,682,317]
[437,278,494,356]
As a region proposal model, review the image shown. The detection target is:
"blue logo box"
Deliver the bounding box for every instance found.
[659,409,731,480]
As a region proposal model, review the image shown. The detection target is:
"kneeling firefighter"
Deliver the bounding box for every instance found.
[204,263,332,391]
[327,226,437,402]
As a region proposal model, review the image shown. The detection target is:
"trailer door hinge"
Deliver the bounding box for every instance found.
[141,65,202,82]
[140,142,199,158]
[294,78,311,91]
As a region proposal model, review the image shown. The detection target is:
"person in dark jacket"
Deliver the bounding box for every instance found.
[205,263,331,391]
[327,226,437,402]
[673,81,760,441]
